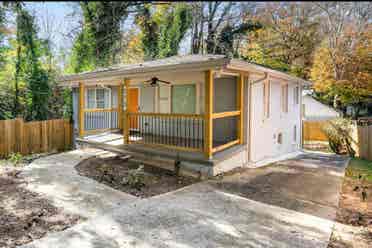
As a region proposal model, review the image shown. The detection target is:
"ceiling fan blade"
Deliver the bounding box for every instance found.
[157,79,172,84]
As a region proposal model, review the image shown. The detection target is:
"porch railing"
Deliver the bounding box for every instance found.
[84,108,119,133]
[127,112,204,151]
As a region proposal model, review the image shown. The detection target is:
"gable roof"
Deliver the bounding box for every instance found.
[58,54,311,85]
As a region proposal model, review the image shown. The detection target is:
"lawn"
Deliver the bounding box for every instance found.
[345,158,372,182]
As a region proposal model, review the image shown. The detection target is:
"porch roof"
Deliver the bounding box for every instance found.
[58,54,311,86]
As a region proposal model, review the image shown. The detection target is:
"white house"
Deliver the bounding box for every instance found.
[302,92,340,121]
[58,55,311,176]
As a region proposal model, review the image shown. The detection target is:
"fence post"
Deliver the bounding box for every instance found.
[15,118,24,154]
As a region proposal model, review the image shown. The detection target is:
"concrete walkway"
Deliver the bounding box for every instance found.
[21,151,349,248]
[21,149,137,219]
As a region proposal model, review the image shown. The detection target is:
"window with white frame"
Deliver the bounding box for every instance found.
[263,80,270,118]
[293,86,299,105]
[86,88,110,109]
[171,84,196,114]
[281,83,288,113]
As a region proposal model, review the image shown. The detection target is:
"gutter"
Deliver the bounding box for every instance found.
[58,58,231,84]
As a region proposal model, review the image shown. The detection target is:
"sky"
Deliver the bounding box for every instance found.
[25,2,79,53]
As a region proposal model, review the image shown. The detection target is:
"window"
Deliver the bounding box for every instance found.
[96,89,105,109]
[293,125,297,142]
[263,80,270,118]
[86,88,110,109]
[277,132,283,144]
[171,84,196,114]
[293,86,299,105]
[281,84,288,113]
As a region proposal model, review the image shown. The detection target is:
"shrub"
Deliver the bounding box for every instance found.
[322,118,356,157]
[8,153,23,166]
[122,165,145,190]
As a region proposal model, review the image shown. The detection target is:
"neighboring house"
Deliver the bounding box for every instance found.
[302,93,340,121]
[58,55,310,176]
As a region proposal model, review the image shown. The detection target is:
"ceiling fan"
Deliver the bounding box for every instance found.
[144,77,172,87]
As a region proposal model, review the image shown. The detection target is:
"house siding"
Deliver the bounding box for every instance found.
[250,76,301,163]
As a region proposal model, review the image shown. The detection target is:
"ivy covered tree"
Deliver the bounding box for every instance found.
[14,3,51,121]
[136,3,192,60]
[68,2,141,73]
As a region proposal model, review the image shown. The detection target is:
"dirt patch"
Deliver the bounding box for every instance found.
[335,177,372,227]
[75,156,199,198]
[0,169,82,248]
[328,159,372,248]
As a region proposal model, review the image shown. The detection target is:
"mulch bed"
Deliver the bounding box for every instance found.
[75,156,199,198]
[0,169,82,248]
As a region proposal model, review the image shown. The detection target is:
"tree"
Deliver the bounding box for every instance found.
[68,2,141,72]
[14,4,51,121]
[240,2,320,78]
[311,28,372,118]
[189,2,261,56]
[310,2,372,117]
[136,3,192,60]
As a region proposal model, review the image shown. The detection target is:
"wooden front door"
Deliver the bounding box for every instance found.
[128,88,139,129]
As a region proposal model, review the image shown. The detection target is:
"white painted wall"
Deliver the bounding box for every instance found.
[250,77,301,163]
[302,95,340,121]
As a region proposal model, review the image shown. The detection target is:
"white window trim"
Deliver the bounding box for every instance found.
[86,87,112,109]
[171,83,197,114]
[263,80,271,119]
[281,83,289,113]
[156,83,198,114]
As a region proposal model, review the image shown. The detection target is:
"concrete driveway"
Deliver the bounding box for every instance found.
[22,151,349,248]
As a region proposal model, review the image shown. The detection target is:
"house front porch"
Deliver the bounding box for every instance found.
[76,69,246,161]
[78,130,247,177]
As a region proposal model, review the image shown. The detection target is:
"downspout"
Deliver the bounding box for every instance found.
[299,81,304,150]
[247,72,268,163]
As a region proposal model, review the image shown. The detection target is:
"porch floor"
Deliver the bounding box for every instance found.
[81,131,245,166]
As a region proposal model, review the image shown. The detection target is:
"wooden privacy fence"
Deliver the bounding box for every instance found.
[303,119,372,160]
[0,118,72,158]
[355,124,372,160]
[302,120,329,142]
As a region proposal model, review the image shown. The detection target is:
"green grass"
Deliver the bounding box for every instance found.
[345,158,372,182]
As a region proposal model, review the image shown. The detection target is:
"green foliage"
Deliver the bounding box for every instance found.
[67,26,96,73]
[345,158,372,182]
[136,3,192,60]
[15,6,50,121]
[157,3,192,58]
[322,118,356,156]
[68,2,139,73]
[8,152,23,166]
[345,158,372,201]
[122,165,145,190]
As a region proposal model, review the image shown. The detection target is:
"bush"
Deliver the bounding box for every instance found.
[322,118,356,157]
[8,153,23,166]
[122,165,145,190]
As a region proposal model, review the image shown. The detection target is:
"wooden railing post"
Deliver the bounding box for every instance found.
[204,70,213,159]
[118,83,123,129]
[124,78,130,144]
[237,74,244,144]
[79,82,85,137]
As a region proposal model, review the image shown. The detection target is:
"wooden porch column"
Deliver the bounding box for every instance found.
[123,78,130,144]
[118,83,123,129]
[204,70,213,159]
[79,82,85,137]
[237,74,244,144]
